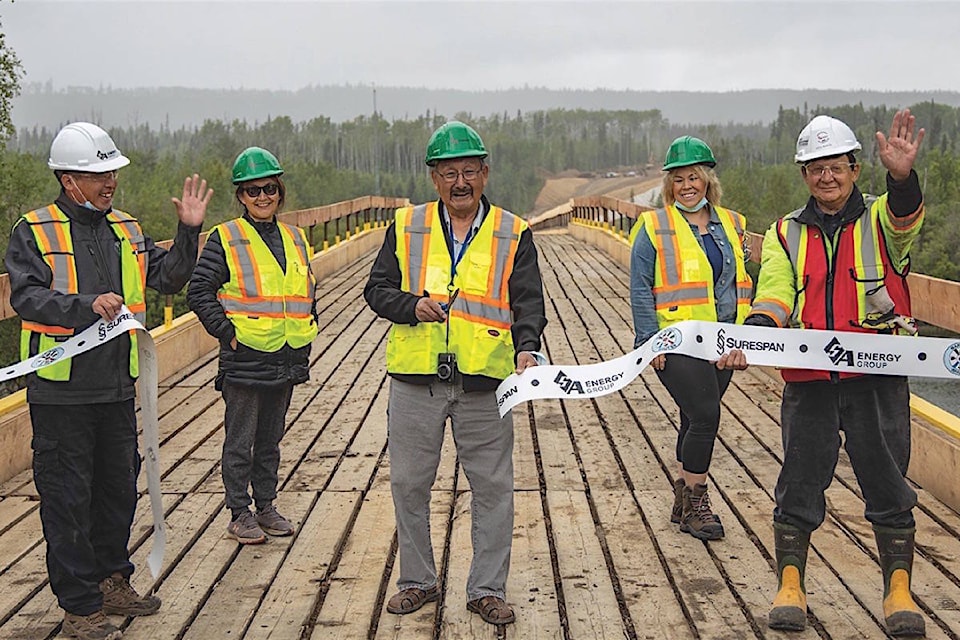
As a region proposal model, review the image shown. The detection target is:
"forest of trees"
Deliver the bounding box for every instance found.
[5,99,960,282]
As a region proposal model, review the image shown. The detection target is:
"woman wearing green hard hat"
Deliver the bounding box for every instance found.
[629,136,751,541]
[188,147,318,544]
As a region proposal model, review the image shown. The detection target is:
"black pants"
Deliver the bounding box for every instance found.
[656,354,734,475]
[221,380,293,512]
[774,375,917,533]
[31,400,139,615]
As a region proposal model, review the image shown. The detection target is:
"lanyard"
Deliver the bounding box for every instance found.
[451,225,476,276]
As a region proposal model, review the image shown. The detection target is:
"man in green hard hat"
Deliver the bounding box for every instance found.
[364,121,547,626]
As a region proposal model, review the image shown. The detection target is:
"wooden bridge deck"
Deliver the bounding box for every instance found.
[0,230,959,639]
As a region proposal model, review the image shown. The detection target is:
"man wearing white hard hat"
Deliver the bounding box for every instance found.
[4,122,212,640]
[745,110,926,637]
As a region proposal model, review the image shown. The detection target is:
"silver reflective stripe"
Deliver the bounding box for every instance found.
[781,209,804,264]
[222,220,261,298]
[737,285,753,300]
[461,298,512,325]
[752,300,789,325]
[405,204,430,293]
[221,299,285,314]
[281,223,309,265]
[28,207,74,293]
[857,204,881,282]
[653,208,682,286]
[655,287,709,305]
[490,210,519,302]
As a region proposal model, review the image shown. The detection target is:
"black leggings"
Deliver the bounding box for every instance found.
[655,354,733,474]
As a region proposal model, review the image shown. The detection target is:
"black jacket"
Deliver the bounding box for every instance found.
[363,198,547,392]
[187,213,313,390]
[5,193,202,405]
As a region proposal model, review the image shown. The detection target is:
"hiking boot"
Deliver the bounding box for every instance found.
[62,609,122,639]
[227,509,267,544]
[670,478,685,524]
[680,483,725,541]
[100,572,161,617]
[256,504,295,536]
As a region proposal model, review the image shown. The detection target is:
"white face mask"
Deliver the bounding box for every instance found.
[67,179,105,212]
[675,197,708,213]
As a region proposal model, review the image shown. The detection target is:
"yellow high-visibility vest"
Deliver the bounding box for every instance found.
[640,204,752,328]
[19,204,147,380]
[216,218,318,352]
[386,202,525,380]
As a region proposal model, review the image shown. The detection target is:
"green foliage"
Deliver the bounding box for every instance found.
[0,19,23,144]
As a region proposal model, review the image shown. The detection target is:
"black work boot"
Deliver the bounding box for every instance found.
[680,483,724,540]
[670,478,685,524]
[874,526,925,637]
[768,523,810,631]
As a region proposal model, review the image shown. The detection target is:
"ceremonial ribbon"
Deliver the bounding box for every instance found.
[497,320,960,416]
[0,307,165,578]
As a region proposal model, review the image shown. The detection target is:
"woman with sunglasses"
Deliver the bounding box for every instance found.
[188,147,318,544]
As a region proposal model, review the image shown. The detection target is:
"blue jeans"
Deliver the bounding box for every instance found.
[31,400,139,615]
[387,378,514,601]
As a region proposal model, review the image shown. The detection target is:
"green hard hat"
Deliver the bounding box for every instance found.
[662,136,716,170]
[425,121,487,166]
[232,146,283,184]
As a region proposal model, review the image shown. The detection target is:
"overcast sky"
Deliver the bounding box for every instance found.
[3,1,958,93]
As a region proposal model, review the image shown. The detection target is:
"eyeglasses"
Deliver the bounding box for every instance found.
[72,170,118,182]
[241,183,280,198]
[435,167,483,184]
[804,163,854,179]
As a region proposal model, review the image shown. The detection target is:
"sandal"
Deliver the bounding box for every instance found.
[386,584,439,614]
[467,595,516,625]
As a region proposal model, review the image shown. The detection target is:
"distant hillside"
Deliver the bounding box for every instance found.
[13,84,960,132]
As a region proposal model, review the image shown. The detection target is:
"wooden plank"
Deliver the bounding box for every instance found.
[310,490,395,639]
[438,491,506,639]
[181,492,316,639]
[245,491,361,640]
[374,490,454,640]
[503,491,563,639]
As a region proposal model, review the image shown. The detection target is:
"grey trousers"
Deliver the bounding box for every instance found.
[221,380,293,512]
[388,378,514,601]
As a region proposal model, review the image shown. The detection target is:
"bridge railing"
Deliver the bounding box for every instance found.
[529,195,960,511]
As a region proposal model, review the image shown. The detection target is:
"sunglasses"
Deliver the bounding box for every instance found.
[241,183,279,198]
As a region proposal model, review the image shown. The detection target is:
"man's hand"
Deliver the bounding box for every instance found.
[92,292,124,321]
[515,351,539,374]
[171,174,213,227]
[415,297,447,323]
[715,348,748,370]
[650,354,666,371]
[876,109,925,182]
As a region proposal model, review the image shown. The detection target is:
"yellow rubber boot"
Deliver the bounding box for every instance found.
[768,523,809,631]
[875,526,925,637]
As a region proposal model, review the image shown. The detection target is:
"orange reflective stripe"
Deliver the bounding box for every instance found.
[21,321,74,335]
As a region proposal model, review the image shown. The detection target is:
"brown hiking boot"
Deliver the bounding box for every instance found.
[256,503,295,536]
[100,572,161,617]
[680,483,725,541]
[62,609,122,639]
[227,509,267,544]
[670,478,685,524]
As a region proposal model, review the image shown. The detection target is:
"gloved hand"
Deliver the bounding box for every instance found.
[743,314,777,327]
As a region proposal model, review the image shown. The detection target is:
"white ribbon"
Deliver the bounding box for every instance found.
[0,307,166,578]
[497,320,960,417]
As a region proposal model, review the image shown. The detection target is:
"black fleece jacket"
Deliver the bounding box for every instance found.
[187,213,313,390]
[363,198,547,392]
[5,192,202,405]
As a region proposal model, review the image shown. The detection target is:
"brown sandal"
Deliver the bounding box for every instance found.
[467,595,516,624]
[386,585,439,614]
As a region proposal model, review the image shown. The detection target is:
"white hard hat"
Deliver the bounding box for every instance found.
[48,122,130,172]
[794,115,862,164]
